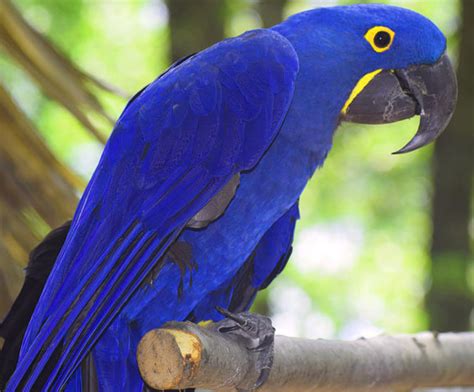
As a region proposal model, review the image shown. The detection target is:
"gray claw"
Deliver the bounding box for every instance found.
[214,307,275,390]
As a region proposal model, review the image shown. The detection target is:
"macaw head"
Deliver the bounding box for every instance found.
[274,4,457,153]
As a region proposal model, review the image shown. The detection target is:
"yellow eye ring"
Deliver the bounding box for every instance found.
[365,26,395,53]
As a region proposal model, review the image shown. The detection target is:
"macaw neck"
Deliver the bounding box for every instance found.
[271,23,358,174]
[277,64,342,172]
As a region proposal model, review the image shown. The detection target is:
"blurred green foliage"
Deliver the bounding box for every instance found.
[1,0,470,338]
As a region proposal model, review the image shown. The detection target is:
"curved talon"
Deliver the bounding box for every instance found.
[213,307,275,390]
[216,306,247,326]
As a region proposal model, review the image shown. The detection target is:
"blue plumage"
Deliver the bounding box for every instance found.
[7,4,451,391]
[9,29,298,391]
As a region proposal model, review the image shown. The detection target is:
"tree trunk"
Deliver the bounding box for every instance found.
[165,0,228,62]
[257,0,287,28]
[426,0,474,331]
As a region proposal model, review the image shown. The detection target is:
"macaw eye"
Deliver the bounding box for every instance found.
[374,31,391,48]
[365,26,395,53]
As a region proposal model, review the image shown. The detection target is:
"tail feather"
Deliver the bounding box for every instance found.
[48,230,179,390]
[10,221,181,391]
[0,221,71,390]
[11,222,144,390]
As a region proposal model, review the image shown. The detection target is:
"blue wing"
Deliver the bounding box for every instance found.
[189,202,300,321]
[8,29,298,391]
[88,202,300,392]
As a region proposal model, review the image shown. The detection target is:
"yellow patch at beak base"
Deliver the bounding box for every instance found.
[341,69,383,115]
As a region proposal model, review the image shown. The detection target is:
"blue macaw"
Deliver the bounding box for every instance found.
[1,4,456,391]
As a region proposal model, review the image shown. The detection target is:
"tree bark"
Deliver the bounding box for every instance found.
[166,0,228,62]
[426,0,474,331]
[137,322,474,391]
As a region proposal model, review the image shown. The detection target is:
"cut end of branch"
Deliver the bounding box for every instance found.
[137,328,202,390]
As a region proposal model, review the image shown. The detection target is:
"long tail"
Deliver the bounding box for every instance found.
[0,221,71,390]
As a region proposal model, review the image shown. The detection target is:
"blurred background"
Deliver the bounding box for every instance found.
[0,0,472,340]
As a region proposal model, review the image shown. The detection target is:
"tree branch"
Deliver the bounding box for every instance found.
[137,321,474,391]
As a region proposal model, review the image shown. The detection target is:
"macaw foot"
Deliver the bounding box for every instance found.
[214,306,275,391]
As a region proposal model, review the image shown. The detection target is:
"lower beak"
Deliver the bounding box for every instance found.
[343,53,458,154]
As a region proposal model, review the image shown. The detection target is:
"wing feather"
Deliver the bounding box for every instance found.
[8,28,298,391]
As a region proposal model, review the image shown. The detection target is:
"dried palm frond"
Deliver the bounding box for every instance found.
[0,83,82,302]
[0,0,127,315]
[0,0,127,143]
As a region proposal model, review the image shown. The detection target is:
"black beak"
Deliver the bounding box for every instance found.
[343,53,458,154]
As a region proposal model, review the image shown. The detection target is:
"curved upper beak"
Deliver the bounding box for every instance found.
[343,53,458,154]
